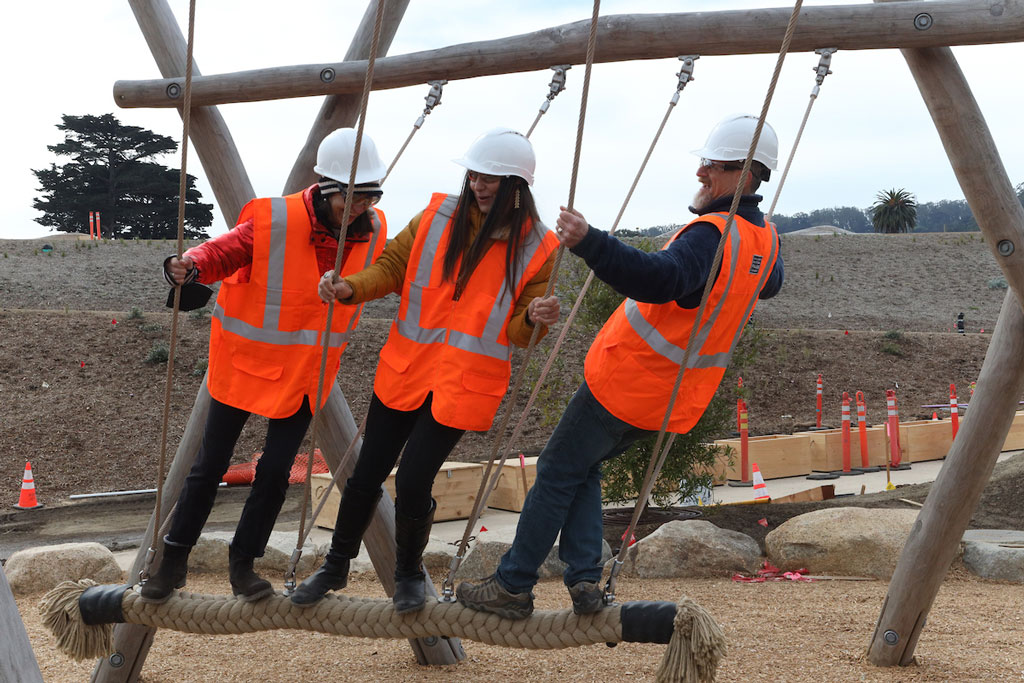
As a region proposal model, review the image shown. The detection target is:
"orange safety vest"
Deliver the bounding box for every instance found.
[584,212,778,433]
[208,192,386,418]
[374,192,559,431]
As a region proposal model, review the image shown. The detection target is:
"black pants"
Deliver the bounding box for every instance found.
[347,392,464,519]
[168,396,313,557]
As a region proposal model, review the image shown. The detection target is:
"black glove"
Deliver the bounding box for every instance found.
[166,282,213,312]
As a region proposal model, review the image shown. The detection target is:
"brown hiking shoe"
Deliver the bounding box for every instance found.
[568,581,605,615]
[456,574,534,620]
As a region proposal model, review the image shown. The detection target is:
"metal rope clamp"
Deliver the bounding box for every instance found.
[414,79,447,129]
[811,47,837,96]
[671,55,700,105]
[282,548,303,595]
[537,64,572,114]
[439,555,463,602]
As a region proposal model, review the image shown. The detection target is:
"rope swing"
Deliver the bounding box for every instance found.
[41,580,725,683]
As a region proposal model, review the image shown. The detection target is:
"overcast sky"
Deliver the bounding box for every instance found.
[5,0,1024,240]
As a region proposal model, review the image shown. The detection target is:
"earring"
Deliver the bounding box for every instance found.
[514,188,521,210]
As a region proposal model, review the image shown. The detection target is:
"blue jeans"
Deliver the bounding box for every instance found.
[495,381,651,593]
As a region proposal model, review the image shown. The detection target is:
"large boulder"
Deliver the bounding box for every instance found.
[453,528,611,581]
[189,531,324,575]
[614,520,761,578]
[765,507,919,579]
[962,541,1024,583]
[5,542,123,595]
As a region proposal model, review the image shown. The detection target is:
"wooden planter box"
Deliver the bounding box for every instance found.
[310,461,484,528]
[712,433,812,480]
[898,419,953,463]
[487,456,539,512]
[1002,411,1024,451]
[803,425,888,472]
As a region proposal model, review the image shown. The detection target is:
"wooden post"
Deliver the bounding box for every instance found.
[125,0,255,228]
[0,564,44,683]
[282,0,411,195]
[92,380,211,682]
[113,1,1024,109]
[866,30,1024,665]
[317,383,465,665]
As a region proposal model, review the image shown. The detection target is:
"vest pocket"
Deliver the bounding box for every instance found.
[231,354,284,381]
[378,343,412,374]
[460,370,508,397]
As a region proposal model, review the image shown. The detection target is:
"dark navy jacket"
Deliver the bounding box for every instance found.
[568,194,784,309]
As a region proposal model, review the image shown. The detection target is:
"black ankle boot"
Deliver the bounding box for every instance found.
[139,537,190,604]
[290,482,382,607]
[229,546,273,602]
[393,500,436,614]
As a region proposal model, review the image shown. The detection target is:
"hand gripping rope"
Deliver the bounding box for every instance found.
[604,0,807,606]
[383,79,447,182]
[525,64,572,138]
[438,54,700,604]
[766,47,837,221]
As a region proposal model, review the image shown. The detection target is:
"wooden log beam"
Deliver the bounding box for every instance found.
[283,0,411,195]
[317,383,466,665]
[125,0,254,228]
[114,1,1024,109]
[866,31,1024,668]
[1,564,44,683]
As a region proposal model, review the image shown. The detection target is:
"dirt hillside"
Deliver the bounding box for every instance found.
[0,231,1016,509]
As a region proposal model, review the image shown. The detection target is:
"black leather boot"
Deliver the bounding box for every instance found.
[139,537,190,604]
[392,500,436,614]
[229,545,274,602]
[291,483,382,606]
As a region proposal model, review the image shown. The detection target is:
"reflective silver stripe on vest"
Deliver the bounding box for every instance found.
[396,195,546,360]
[212,197,364,349]
[622,219,756,370]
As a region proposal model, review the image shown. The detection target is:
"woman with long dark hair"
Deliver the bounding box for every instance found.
[291,128,560,613]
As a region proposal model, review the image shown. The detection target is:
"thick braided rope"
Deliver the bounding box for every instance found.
[152,0,198,560]
[118,590,622,647]
[609,0,805,596]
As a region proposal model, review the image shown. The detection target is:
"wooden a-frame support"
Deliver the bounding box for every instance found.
[1,563,44,683]
[94,2,464,681]
[100,0,1024,678]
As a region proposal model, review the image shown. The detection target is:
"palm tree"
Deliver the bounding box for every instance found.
[870,188,918,233]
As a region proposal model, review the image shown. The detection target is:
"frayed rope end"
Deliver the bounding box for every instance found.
[39,579,114,661]
[654,595,727,683]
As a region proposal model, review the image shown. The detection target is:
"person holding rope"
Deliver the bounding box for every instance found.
[458,114,785,619]
[291,128,561,613]
[141,128,389,604]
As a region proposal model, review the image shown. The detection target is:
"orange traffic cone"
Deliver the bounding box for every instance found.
[13,461,43,510]
[751,463,770,501]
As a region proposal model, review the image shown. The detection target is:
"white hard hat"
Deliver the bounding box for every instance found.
[314,128,387,185]
[453,127,536,185]
[691,114,779,171]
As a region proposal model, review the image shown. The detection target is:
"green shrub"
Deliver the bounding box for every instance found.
[145,343,169,364]
[883,330,903,341]
[988,277,1008,290]
[188,307,211,320]
[127,307,144,321]
[192,358,208,376]
[880,341,904,357]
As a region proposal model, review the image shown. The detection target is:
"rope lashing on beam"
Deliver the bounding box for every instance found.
[767,47,837,221]
[41,581,726,683]
[383,79,447,182]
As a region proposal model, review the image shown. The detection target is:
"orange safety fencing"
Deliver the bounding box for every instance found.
[222,449,329,486]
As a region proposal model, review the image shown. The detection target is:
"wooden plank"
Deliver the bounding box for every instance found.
[124,0,254,229]
[867,15,1024,663]
[487,456,538,512]
[312,461,484,524]
[898,420,953,463]
[0,563,44,683]
[1000,410,1024,450]
[113,1,1024,109]
[282,0,411,194]
[714,433,812,479]
[804,425,887,471]
[772,485,835,504]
